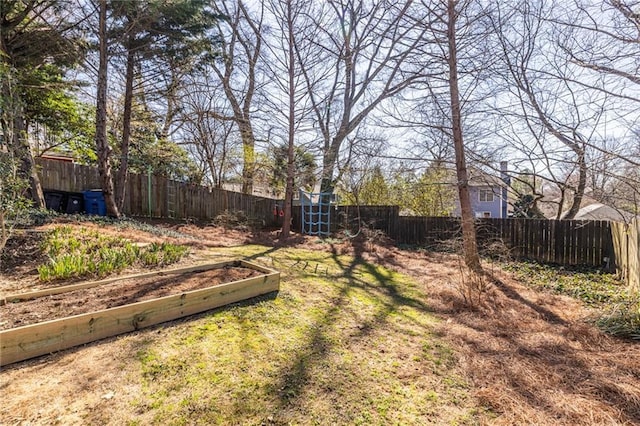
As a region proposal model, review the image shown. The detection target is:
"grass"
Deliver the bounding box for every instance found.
[505,261,640,339]
[37,226,188,281]
[126,245,480,425]
[22,209,196,239]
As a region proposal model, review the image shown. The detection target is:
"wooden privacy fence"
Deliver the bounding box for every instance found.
[36,158,280,224]
[611,219,640,292]
[294,205,615,270]
[395,216,614,269]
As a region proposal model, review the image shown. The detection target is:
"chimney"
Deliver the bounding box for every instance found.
[500,161,510,218]
[500,161,510,185]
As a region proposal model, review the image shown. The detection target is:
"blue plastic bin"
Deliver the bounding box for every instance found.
[83,190,107,216]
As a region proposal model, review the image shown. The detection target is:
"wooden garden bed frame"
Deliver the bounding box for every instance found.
[0,260,279,366]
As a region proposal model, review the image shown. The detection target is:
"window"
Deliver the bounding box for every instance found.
[478,189,494,202]
[475,211,492,218]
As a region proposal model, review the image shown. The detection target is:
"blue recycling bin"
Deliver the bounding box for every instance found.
[83,190,107,216]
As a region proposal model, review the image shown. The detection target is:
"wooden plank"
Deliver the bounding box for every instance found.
[541,219,549,262]
[578,221,588,265]
[571,221,580,265]
[586,221,595,266]
[593,220,603,267]
[0,261,280,366]
[553,220,563,264]
[630,218,640,292]
[1,261,240,304]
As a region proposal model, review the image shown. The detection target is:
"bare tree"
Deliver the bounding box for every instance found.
[178,82,239,188]
[262,0,300,239]
[208,0,264,194]
[490,0,600,219]
[483,0,640,220]
[445,0,482,272]
[294,0,427,193]
[261,0,323,238]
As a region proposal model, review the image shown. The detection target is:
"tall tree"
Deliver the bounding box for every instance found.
[109,0,218,210]
[296,0,427,193]
[208,0,264,195]
[1,0,84,208]
[95,0,119,217]
[445,0,482,272]
[262,0,320,238]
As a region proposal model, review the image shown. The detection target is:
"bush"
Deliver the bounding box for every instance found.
[596,297,640,340]
[0,152,32,252]
[37,226,189,281]
[505,261,638,339]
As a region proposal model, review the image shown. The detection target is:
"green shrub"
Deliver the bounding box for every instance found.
[596,297,640,340]
[505,261,638,339]
[140,242,189,266]
[38,226,188,281]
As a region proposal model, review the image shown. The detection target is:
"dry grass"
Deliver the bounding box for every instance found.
[1,221,639,425]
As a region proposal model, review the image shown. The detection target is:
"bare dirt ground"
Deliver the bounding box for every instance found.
[1,265,260,330]
[1,220,639,424]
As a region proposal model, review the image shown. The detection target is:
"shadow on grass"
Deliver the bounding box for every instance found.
[300,236,640,424]
[267,236,438,417]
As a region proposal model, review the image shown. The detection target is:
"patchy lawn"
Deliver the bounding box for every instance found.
[1,219,639,425]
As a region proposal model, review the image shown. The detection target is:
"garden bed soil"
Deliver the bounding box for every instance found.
[0,266,260,330]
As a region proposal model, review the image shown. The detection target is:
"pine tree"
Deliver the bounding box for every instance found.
[1,0,85,207]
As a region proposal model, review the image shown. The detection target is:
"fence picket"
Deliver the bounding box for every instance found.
[38,159,637,284]
[36,158,279,225]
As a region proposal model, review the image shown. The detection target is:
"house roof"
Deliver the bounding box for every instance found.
[562,203,637,222]
[466,167,508,188]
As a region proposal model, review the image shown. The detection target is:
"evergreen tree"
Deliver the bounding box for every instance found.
[1,0,85,207]
[410,166,456,216]
[270,144,316,195]
[108,0,220,208]
[359,167,391,205]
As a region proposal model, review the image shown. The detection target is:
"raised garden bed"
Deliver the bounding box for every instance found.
[0,260,279,366]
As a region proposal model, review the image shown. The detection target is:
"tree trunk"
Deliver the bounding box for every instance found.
[95,0,119,218]
[561,148,587,220]
[319,133,345,194]
[115,36,135,211]
[281,0,296,240]
[239,118,255,194]
[12,111,45,209]
[447,0,482,273]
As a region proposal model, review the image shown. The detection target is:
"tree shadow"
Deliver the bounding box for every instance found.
[315,237,640,423]
[266,237,438,417]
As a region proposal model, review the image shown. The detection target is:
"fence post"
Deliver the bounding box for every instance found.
[630,218,640,293]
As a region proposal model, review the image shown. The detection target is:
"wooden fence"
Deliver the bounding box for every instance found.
[293,205,616,270]
[36,158,280,224]
[395,216,614,269]
[37,160,639,286]
[611,219,640,291]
